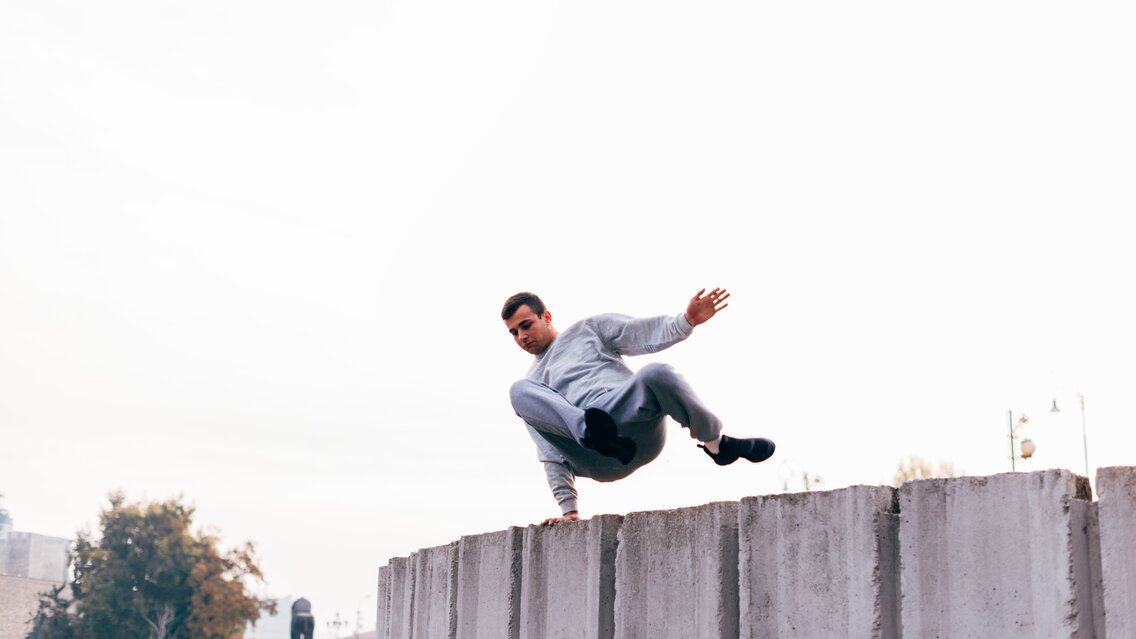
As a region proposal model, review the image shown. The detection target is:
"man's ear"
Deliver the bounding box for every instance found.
[543,310,553,324]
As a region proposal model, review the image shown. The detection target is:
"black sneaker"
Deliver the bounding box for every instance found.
[581,408,637,465]
[700,435,775,466]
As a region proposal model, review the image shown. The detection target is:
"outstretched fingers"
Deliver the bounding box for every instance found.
[707,287,730,310]
[685,286,730,326]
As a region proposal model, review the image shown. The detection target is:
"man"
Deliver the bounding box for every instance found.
[503,288,775,525]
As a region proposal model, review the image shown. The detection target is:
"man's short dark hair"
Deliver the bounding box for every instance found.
[502,292,546,320]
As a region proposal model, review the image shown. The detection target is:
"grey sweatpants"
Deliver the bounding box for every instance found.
[510,362,723,477]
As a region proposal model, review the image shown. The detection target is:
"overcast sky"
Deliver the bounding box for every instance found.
[3,1,1134,635]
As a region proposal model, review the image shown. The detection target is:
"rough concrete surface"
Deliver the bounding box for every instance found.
[739,485,899,639]
[1097,466,1136,638]
[455,528,523,639]
[382,555,412,639]
[376,565,389,639]
[614,501,738,639]
[520,514,622,639]
[409,542,458,639]
[899,470,1095,638]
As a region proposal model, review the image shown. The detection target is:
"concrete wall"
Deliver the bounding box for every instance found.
[520,514,620,639]
[1097,466,1136,638]
[376,468,1136,639]
[455,528,522,639]
[899,470,1095,638]
[615,502,738,639]
[739,485,898,639]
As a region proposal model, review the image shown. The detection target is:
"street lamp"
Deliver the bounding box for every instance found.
[1049,393,1089,477]
[1007,410,1036,471]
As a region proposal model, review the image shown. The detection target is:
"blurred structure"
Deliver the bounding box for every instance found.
[0,507,71,639]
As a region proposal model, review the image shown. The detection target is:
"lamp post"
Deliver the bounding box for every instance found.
[1049,393,1090,477]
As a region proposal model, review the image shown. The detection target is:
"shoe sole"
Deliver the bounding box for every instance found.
[741,438,776,463]
[705,438,776,466]
[583,408,637,465]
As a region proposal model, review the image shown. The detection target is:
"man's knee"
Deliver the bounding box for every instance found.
[637,362,679,387]
[509,379,536,411]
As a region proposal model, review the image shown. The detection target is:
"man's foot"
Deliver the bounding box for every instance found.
[700,435,775,466]
[582,408,637,465]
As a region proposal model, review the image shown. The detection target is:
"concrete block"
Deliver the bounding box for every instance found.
[455,527,523,639]
[614,501,738,639]
[377,565,390,639]
[899,470,1095,638]
[520,514,622,639]
[387,556,413,639]
[738,485,899,639]
[1097,466,1136,638]
[409,542,458,639]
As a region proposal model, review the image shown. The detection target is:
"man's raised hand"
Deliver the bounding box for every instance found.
[685,287,730,326]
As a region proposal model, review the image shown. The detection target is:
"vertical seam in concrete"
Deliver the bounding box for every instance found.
[875,511,900,639]
[597,516,618,639]
[1086,503,1105,639]
[1065,495,1094,638]
[521,526,546,639]
[718,503,740,639]
[506,527,523,639]
[407,553,418,639]
[448,543,459,639]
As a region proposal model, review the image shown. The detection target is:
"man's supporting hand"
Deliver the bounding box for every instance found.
[685,287,730,326]
[540,511,580,526]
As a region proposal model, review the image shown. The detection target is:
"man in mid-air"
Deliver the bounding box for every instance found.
[503,288,775,525]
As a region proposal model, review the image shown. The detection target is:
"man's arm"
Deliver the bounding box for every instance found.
[542,460,579,513]
[602,287,730,356]
[539,462,580,526]
[527,423,582,525]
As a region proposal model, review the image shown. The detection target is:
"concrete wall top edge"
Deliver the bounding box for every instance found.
[620,500,737,520]
[740,484,897,515]
[1096,466,1136,497]
[899,468,1093,501]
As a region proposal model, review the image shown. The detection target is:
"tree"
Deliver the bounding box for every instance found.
[29,493,274,639]
[891,455,962,487]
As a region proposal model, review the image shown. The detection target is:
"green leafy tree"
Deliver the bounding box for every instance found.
[29,493,274,639]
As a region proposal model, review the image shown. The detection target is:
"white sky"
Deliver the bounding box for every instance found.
[2,1,1134,635]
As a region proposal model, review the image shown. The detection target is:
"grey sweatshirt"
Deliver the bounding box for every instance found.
[525,312,695,514]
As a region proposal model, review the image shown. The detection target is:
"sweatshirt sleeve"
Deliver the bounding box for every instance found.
[527,423,580,514]
[601,312,694,357]
[542,461,579,514]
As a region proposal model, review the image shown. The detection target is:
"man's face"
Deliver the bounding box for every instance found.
[505,304,556,355]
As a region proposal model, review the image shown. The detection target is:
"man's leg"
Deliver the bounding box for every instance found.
[590,362,722,442]
[510,379,637,464]
[509,379,587,442]
[591,363,775,465]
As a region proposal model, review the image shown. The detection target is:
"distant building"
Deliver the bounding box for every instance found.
[0,531,70,583]
[0,517,70,639]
